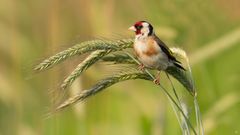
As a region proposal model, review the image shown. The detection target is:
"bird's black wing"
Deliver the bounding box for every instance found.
[153,35,185,70]
[153,35,179,62]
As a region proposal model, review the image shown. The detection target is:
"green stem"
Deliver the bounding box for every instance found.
[168,96,190,135]
[125,52,197,135]
[166,73,191,135]
[194,96,204,135]
[159,84,197,135]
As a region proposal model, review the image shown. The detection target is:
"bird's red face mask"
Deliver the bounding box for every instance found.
[129,21,143,35]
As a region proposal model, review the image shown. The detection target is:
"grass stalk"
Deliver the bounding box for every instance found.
[37,39,202,135]
[166,73,191,135]
[61,50,111,90]
[124,52,197,135]
[55,70,152,112]
[194,97,204,135]
[34,39,133,72]
[34,40,117,71]
[102,50,195,95]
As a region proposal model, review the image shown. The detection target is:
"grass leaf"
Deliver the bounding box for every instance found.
[166,66,194,95]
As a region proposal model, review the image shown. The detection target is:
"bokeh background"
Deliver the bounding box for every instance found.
[0,0,240,135]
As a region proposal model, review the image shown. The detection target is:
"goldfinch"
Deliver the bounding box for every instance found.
[129,21,185,84]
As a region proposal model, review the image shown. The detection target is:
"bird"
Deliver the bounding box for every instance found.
[129,21,185,84]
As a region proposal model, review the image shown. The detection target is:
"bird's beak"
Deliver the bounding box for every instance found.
[128,26,136,31]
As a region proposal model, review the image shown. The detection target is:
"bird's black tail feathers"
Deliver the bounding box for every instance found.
[173,62,186,71]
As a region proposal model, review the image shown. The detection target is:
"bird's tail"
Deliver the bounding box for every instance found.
[173,62,186,71]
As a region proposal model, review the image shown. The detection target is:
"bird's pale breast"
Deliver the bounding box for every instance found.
[134,37,169,70]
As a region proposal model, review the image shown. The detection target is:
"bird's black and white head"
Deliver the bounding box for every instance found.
[129,21,154,39]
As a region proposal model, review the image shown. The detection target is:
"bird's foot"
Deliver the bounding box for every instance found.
[153,78,160,85]
[153,71,161,85]
[138,63,145,71]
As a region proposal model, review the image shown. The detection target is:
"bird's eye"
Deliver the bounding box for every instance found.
[136,25,142,30]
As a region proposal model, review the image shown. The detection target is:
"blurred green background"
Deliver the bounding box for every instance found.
[0,0,240,135]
